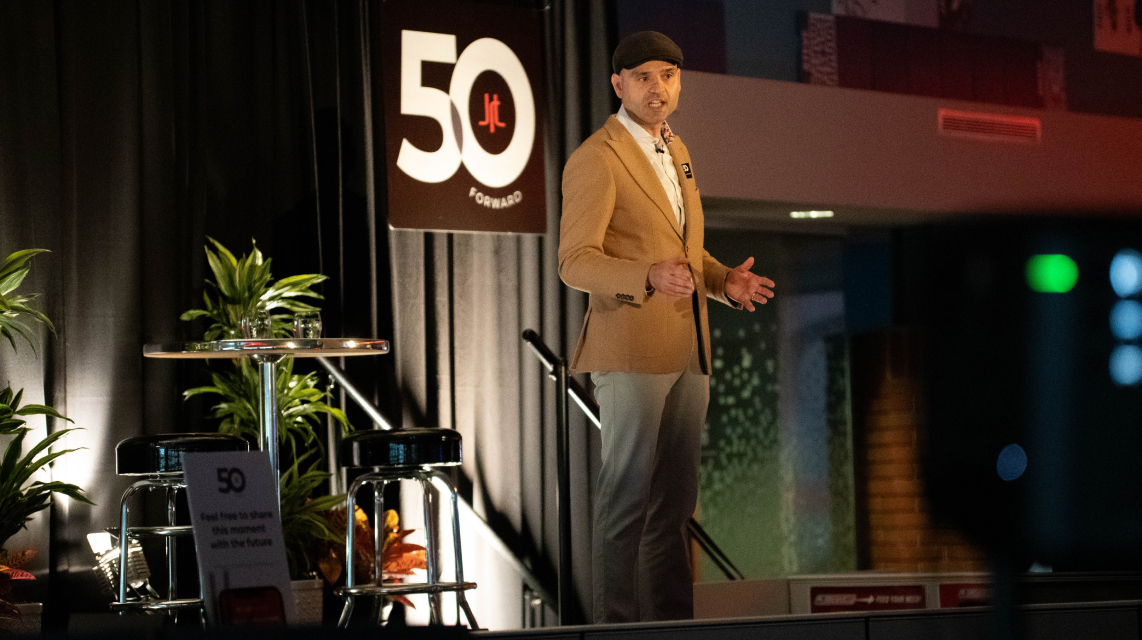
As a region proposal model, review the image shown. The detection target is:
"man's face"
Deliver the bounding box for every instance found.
[611,60,681,132]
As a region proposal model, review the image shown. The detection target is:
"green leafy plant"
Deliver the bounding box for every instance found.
[0,249,90,618]
[0,428,92,550]
[179,237,326,340]
[280,452,344,580]
[183,358,349,459]
[0,385,68,438]
[181,238,351,581]
[0,250,53,352]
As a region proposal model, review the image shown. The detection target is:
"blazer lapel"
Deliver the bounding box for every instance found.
[603,116,683,241]
[670,141,700,247]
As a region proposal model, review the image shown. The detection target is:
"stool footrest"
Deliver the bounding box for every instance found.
[337,581,477,597]
[106,525,194,538]
[110,598,203,612]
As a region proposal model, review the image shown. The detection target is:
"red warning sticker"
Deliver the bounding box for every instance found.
[938,583,991,608]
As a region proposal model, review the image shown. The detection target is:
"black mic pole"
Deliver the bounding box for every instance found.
[522,329,575,624]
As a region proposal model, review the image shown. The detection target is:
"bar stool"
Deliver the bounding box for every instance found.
[335,428,478,629]
[110,433,249,614]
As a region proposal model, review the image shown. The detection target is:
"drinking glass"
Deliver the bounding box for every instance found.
[293,311,322,339]
[241,311,273,339]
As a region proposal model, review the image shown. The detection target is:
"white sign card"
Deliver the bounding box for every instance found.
[184,451,296,626]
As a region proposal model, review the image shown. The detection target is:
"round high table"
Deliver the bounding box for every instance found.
[143,338,390,506]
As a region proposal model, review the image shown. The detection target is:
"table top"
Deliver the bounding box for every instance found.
[143,338,390,359]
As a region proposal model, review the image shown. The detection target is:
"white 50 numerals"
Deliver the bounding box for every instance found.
[396,30,535,188]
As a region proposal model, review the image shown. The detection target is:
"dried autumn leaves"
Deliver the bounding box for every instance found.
[316,508,427,609]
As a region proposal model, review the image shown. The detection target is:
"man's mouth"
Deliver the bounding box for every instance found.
[648,100,664,108]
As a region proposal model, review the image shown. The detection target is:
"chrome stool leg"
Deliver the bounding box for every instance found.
[337,474,369,628]
[113,478,195,613]
[432,470,479,630]
[421,475,442,624]
[371,479,388,626]
[166,485,178,605]
[117,484,138,609]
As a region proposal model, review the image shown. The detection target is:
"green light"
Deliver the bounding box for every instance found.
[1026,254,1078,293]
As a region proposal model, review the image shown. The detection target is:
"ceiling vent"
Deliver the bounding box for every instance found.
[938,108,1042,143]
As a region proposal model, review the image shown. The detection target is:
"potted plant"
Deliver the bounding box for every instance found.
[0,250,92,633]
[278,452,344,624]
[180,238,351,622]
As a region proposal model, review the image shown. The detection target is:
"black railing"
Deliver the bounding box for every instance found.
[521,330,746,620]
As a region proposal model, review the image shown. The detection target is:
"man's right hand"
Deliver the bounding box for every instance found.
[647,256,695,298]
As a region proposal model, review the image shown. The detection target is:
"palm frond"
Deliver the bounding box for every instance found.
[182,238,327,339]
[0,250,53,353]
[0,428,92,548]
[280,452,346,579]
[0,384,71,436]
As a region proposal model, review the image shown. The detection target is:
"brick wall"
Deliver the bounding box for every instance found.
[852,329,988,573]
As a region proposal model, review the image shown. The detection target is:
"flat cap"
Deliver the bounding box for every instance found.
[612,31,683,74]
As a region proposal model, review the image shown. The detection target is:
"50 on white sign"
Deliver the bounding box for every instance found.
[396,30,536,188]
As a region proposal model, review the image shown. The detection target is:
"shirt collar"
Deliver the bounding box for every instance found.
[617,105,664,147]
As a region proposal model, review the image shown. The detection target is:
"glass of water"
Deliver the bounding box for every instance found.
[241,310,273,339]
[293,311,322,339]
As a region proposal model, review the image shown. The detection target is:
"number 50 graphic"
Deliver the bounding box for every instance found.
[397,30,536,188]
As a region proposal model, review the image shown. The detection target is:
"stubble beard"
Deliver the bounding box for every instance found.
[626,97,674,133]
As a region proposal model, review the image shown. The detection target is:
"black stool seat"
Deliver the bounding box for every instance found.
[341,428,462,469]
[116,433,249,476]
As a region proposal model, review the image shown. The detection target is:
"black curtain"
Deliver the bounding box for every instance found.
[0,0,613,628]
[0,0,391,626]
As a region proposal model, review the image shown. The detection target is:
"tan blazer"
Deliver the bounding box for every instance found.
[559,115,738,375]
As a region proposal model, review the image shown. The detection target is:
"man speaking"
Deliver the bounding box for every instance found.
[558,31,776,622]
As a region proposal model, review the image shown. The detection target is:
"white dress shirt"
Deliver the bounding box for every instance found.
[616,106,685,232]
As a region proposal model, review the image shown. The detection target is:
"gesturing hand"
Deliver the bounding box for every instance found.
[647,256,695,298]
[724,257,775,311]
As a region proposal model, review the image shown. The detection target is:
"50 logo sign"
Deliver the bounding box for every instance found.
[397,31,535,188]
[382,2,545,233]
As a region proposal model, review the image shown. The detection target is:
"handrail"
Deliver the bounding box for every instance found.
[318,357,394,430]
[316,357,557,610]
[521,331,575,623]
[521,329,747,582]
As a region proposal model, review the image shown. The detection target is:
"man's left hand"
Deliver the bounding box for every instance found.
[724,257,775,312]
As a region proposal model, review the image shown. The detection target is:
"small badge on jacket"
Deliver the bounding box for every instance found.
[681,163,693,179]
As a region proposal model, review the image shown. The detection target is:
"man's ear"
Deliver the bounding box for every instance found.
[610,73,623,99]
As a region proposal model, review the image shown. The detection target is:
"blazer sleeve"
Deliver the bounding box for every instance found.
[558,145,654,303]
[702,250,744,309]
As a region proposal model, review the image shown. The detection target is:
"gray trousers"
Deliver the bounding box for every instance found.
[591,347,709,623]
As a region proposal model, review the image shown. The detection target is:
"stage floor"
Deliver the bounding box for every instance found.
[476,600,1142,640]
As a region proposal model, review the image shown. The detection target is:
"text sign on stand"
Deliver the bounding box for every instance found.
[185,451,296,626]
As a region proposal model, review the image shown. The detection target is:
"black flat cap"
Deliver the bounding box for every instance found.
[612,31,683,74]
